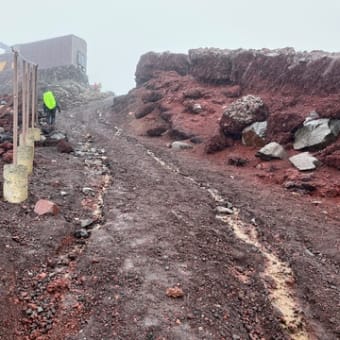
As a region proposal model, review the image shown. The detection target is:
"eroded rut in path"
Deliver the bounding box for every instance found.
[146,149,310,340]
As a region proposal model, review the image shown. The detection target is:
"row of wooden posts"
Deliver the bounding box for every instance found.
[3,50,41,203]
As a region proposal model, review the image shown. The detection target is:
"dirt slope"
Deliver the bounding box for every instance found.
[0,98,339,339]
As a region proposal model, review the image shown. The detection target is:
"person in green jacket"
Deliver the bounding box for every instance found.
[42,90,61,126]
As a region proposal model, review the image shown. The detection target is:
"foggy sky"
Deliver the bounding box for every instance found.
[1,0,339,94]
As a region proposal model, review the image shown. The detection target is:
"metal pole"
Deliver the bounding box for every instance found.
[22,60,27,143]
[12,51,19,165]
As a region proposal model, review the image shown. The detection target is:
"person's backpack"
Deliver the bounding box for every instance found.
[43,91,57,110]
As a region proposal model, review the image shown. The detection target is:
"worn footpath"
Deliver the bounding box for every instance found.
[0,98,339,339]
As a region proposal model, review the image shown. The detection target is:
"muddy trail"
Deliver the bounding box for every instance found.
[0,98,339,340]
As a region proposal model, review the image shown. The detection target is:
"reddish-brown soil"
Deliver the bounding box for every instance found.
[0,97,339,339]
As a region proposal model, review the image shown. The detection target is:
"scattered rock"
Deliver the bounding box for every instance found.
[192,103,202,114]
[142,91,163,103]
[73,229,91,239]
[169,127,194,140]
[228,157,248,167]
[289,152,320,171]
[220,95,269,138]
[160,111,172,122]
[80,219,95,228]
[146,126,168,137]
[0,132,12,143]
[171,141,193,151]
[135,103,157,119]
[34,199,60,216]
[166,287,184,298]
[57,139,74,153]
[49,131,67,141]
[294,118,340,150]
[82,187,95,195]
[183,100,203,114]
[215,206,234,214]
[183,88,203,99]
[190,136,203,144]
[283,181,317,193]
[242,121,267,147]
[256,142,286,160]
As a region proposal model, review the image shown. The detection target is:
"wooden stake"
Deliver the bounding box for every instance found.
[31,64,37,127]
[22,60,27,143]
[12,51,19,165]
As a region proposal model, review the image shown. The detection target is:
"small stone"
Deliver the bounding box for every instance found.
[25,309,33,316]
[80,219,95,228]
[34,199,59,216]
[166,287,184,298]
[215,206,233,214]
[73,229,91,239]
[171,141,193,151]
[82,187,95,195]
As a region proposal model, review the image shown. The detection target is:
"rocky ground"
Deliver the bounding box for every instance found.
[0,94,339,339]
[0,47,339,339]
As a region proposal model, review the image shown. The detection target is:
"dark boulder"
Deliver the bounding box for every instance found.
[135,103,157,119]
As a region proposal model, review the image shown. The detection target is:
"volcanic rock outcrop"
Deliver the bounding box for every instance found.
[112,47,340,196]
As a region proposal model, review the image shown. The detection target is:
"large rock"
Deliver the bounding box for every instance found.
[293,118,340,150]
[220,95,269,138]
[256,142,286,160]
[135,52,189,85]
[242,121,267,147]
[289,152,320,171]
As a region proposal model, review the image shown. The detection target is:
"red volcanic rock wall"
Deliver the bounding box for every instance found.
[135,52,189,86]
[136,48,340,97]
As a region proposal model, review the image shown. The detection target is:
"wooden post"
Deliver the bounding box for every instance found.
[34,65,38,125]
[31,64,36,127]
[22,60,27,143]
[12,51,19,165]
[26,63,31,132]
